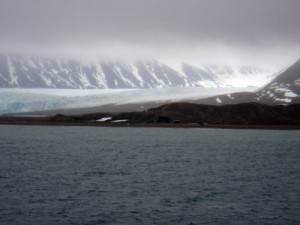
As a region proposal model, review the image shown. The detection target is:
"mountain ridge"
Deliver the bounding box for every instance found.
[0,54,271,89]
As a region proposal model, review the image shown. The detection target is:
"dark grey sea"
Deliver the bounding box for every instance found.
[0,125,299,225]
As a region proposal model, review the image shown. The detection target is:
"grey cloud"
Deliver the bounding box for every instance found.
[0,0,299,67]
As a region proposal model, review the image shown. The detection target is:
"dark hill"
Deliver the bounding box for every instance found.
[50,102,300,125]
[148,102,300,125]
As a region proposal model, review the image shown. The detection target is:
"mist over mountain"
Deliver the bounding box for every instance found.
[0,54,272,89]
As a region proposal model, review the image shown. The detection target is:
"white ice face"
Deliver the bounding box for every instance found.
[0,87,257,114]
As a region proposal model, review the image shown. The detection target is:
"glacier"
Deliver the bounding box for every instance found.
[0,87,257,115]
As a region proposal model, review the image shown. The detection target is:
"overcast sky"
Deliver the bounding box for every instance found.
[0,0,299,68]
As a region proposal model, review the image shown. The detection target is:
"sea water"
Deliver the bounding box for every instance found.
[0,125,299,225]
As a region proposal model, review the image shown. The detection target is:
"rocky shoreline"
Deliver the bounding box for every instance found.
[1,116,300,130]
[1,102,300,130]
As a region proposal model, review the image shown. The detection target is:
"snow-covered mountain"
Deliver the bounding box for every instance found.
[254,59,300,104]
[195,59,300,105]
[0,54,271,89]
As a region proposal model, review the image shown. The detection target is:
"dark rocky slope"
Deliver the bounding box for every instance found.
[50,102,300,125]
